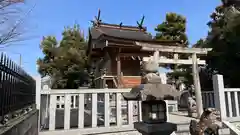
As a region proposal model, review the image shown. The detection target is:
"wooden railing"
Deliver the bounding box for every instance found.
[198,75,240,122]
[201,91,215,108]
[40,89,142,135]
[205,74,240,122]
[39,75,240,134]
[223,88,240,119]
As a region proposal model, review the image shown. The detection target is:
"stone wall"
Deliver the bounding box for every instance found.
[0,110,39,135]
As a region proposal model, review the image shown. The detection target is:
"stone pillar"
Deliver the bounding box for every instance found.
[192,53,203,118]
[33,75,41,133]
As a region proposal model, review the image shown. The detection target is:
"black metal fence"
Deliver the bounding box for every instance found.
[0,53,36,120]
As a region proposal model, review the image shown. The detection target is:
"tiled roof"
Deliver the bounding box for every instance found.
[90,26,152,41]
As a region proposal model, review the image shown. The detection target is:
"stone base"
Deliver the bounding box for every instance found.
[134,122,177,135]
[1,109,39,135]
[188,112,197,118]
[166,100,178,112]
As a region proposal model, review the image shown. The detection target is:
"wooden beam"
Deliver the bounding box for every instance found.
[143,57,206,65]
[135,42,212,54]
[119,52,152,57]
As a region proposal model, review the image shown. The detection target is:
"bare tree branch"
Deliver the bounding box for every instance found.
[0,0,36,47]
[0,0,23,10]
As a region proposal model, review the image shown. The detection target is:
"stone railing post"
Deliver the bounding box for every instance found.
[34,75,41,132]
[213,74,227,120]
[34,76,41,110]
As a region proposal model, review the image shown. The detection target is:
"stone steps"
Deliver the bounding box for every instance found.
[174,122,230,135]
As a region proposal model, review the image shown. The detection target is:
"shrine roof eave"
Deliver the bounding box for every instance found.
[96,34,181,44]
[96,35,182,51]
[90,26,152,41]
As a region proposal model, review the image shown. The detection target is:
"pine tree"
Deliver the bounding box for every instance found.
[154,13,191,90]
[155,12,188,46]
[37,24,88,89]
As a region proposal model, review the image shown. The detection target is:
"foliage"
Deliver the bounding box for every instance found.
[37,24,88,89]
[205,5,226,50]
[155,12,192,90]
[206,6,240,87]
[193,38,206,48]
[155,12,189,46]
[167,68,193,90]
[187,5,226,90]
[194,4,240,88]
[192,5,226,49]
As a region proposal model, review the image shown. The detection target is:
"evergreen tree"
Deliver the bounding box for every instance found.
[206,5,240,87]
[155,12,188,46]
[37,36,58,77]
[194,3,240,87]
[155,12,191,90]
[37,24,88,89]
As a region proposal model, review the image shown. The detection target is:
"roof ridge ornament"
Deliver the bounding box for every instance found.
[91,9,102,27]
[119,22,123,28]
[137,15,145,30]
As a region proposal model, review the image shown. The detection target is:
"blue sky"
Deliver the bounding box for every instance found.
[2,0,221,76]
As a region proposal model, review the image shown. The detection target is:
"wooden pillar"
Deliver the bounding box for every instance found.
[192,53,203,118]
[116,48,121,88]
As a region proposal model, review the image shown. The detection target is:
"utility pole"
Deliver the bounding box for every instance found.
[192,53,203,118]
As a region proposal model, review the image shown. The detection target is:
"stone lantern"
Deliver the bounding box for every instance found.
[141,100,167,124]
[122,60,180,135]
[134,99,177,135]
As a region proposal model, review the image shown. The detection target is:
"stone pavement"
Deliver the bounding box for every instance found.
[169,111,197,123]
